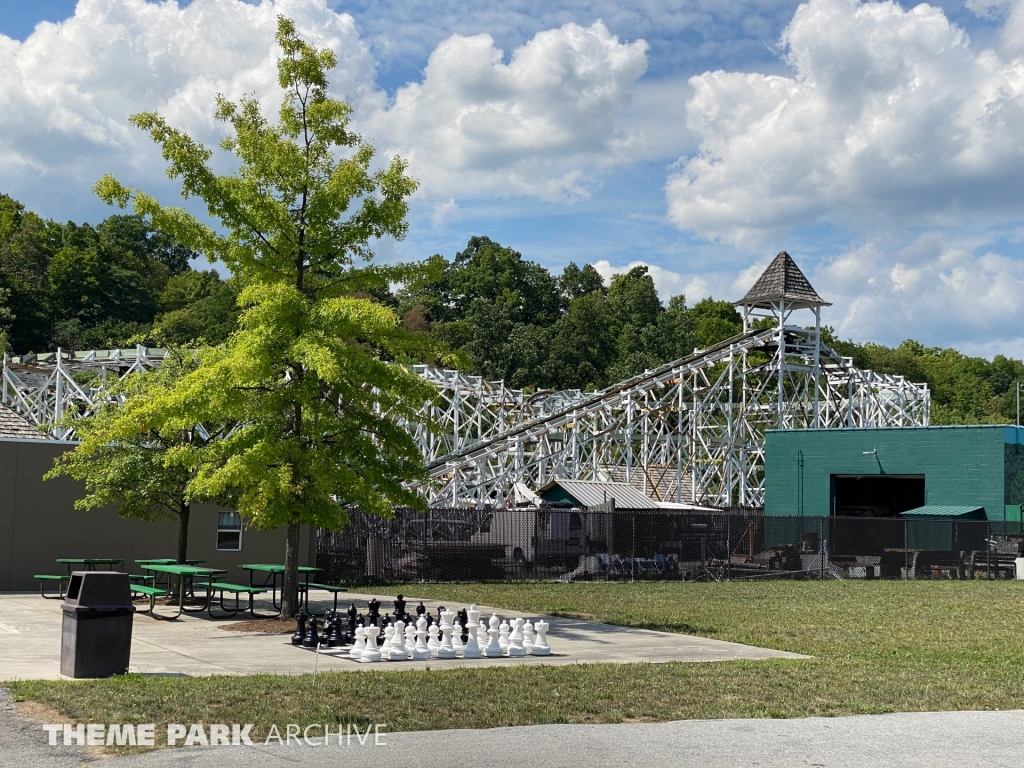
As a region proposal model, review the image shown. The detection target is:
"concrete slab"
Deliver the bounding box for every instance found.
[0,590,804,680]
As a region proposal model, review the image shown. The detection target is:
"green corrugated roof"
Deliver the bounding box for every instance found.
[902,505,984,518]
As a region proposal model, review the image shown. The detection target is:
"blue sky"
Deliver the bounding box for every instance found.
[3,0,1024,356]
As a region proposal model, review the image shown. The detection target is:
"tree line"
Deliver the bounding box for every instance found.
[2,203,1022,426]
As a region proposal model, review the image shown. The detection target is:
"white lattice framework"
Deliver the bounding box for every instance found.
[1,305,930,508]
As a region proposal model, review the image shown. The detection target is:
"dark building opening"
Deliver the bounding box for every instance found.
[832,475,925,518]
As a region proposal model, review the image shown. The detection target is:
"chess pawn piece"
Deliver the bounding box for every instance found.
[347,602,358,634]
[394,594,406,620]
[451,617,464,655]
[498,619,511,650]
[405,621,416,657]
[381,621,395,656]
[476,615,488,647]
[388,620,408,661]
[349,625,366,659]
[427,619,440,656]
[413,617,431,660]
[326,616,341,648]
[303,616,321,648]
[416,601,426,618]
[483,614,504,658]
[291,612,308,646]
[522,620,535,653]
[437,611,457,659]
[531,619,551,655]
[506,617,526,657]
[360,626,382,662]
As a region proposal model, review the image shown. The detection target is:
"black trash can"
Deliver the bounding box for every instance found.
[60,571,136,678]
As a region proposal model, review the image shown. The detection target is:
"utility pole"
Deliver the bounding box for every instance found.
[1017,382,1020,427]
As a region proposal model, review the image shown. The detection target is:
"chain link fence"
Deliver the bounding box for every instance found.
[315,507,1024,583]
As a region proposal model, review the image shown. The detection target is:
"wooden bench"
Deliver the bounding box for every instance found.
[34,574,68,599]
[968,550,1018,579]
[130,584,169,614]
[305,583,348,611]
[194,582,269,618]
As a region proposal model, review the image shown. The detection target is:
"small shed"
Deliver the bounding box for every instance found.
[902,505,986,551]
[536,479,717,512]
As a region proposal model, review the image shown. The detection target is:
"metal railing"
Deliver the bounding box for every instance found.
[316,508,1024,583]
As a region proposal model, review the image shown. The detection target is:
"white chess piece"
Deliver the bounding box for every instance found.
[381,623,396,658]
[483,613,504,658]
[427,620,440,656]
[437,610,457,659]
[498,619,511,650]
[361,625,382,662]
[349,625,366,659]
[452,618,464,655]
[531,619,551,656]
[404,622,416,658]
[522,620,535,653]
[506,617,526,657]
[413,617,431,661]
[476,614,488,647]
[388,620,408,661]
[463,605,482,659]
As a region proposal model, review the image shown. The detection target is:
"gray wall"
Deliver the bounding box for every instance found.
[0,439,314,591]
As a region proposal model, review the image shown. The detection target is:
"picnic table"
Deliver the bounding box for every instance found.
[239,564,321,610]
[134,559,205,589]
[139,564,227,620]
[55,558,124,578]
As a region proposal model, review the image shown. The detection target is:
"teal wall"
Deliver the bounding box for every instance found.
[764,425,1024,521]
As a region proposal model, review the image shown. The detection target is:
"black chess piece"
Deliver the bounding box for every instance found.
[393,594,406,620]
[458,608,469,643]
[436,606,446,626]
[416,601,426,618]
[291,612,308,646]
[377,617,391,647]
[303,616,321,648]
[326,616,342,647]
[367,597,381,627]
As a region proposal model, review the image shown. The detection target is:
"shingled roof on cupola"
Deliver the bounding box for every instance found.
[735,251,831,310]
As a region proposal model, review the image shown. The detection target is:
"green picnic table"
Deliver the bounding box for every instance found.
[55,558,124,578]
[139,564,227,620]
[239,564,321,610]
[135,559,205,589]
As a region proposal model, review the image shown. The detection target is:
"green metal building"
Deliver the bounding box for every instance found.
[764,425,1024,522]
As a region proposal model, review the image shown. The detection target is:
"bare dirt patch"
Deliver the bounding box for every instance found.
[219,618,295,634]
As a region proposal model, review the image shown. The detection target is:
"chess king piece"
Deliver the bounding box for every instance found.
[388,620,409,661]
[360,626,382,662]
[303,617,321,648]
[291,612,308,646]
[483,614,504,658]
[498,619,511,650]
[349,625,366,659]
[436,610,457,659]
[531,619,551,655]
[506,617,526,657]
[522,620,535,653]
[413,617,431,660]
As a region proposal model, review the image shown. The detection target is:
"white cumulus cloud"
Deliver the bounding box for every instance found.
[0,0,376,215]
[363,21,649,202]
[666,0,1024,247]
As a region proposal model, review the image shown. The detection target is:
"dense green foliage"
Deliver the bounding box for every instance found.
[0,192,239,354]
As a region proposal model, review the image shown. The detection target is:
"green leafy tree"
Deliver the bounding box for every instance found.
[45,350,230,595]
[94,16,438,616]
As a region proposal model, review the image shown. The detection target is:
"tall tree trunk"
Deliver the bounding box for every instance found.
[174,502,191,602]
[281,520,301,618]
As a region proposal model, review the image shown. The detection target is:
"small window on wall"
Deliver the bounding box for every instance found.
[217,512,243,551]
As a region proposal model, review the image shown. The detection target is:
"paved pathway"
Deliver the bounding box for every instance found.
[0,590,802,680]
[3,698,1022,768]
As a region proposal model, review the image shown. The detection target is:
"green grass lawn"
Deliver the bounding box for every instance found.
[10,580,1024,743]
